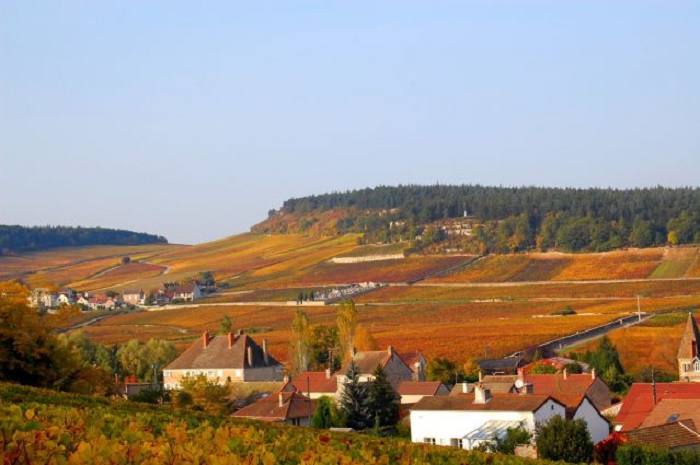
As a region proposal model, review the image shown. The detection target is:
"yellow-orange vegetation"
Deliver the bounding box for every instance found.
[552,248,665,281]
[0,244,181,285]
[358,280,700,303]
[69,262,166,291]
[567,323,684,376]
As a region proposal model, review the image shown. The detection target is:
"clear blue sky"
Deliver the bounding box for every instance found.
[1,1,698,244]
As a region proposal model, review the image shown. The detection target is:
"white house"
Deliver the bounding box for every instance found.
[571,396,610,445]
[410,384,565,450]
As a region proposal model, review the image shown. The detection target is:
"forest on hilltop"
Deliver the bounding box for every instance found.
[0,225,168,255]
[254,185,700,253]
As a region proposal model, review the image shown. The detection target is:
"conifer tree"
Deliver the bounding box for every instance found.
[339,362,371,430]
[367,364,399,429]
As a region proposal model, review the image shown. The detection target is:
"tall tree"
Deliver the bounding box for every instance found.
[354,325,378,352]
[337,299,357,361]
[339,362,371,430]
[290,308,311,375]
[367,364,399,429]
[311,396,336,429]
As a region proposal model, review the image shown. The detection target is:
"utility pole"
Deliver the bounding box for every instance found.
[637,295,642,322]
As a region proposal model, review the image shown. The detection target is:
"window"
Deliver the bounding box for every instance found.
[163,371,171,377]
[683,363,690,372]
[207,370,215,377]
[450,438,464,448]
[424,438,436,445]
[693,360,700,372]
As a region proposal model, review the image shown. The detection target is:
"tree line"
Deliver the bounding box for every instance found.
[260,185,700,252]
[0,225,168,255]
[0,281,176,394]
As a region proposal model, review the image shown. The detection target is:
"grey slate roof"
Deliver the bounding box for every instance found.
[165,334,281,370]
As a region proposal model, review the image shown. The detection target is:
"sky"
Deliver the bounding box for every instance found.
[1,1,699,244]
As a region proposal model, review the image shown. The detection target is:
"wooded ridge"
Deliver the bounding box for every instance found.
[0,225,168,255]
[254,185,700,253]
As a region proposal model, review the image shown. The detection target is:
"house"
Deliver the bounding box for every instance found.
[678,313,700,382]
[337,346,415,390]
[615,383,700,431]
[57,288,77,306]
[163,331,284,389]
[450,374,610,444]
[399,350,427,381]
[233,390,317,426]
[88,295,117,310]
[522,370,611,412]
[123,289,146,306]
[619,420,700,451]
[173,283,201,302]
[28,288,58,309]
[478,357,524,375]
[291,369,338,399]
[410,384,565,449]
[398,381,449,405]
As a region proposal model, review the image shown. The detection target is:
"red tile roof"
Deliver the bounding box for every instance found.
[411,393,557,412]
[233,392,316,421]
[616,383,700,431]
[291,371,338,395]
[640,399,700,429]
[165,333,281,371]
[398,350,424,372]
[398,381,447,396]
[340,346,410,376]
[621,420,700,449]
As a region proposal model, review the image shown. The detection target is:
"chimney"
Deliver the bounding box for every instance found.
[227,332,234,348]
[325,368,332,379]
[473,384,491,404]
[652,377,657,405]
[283,375,290,384]
[461,382,473,394]
[591,368,596,380]
[517,367,524,380]
[412,362,421,382]
[563,368,568,380]
[478,371,483,382]
[247,346,253,367]
[202,331,210,348]
[263,339,269,365]
[278,392,284,408]
[387,345,393,356]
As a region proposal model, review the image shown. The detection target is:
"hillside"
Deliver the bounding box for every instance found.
[253,185,700,253]
[0,382,554,464]
[0,225,168,255]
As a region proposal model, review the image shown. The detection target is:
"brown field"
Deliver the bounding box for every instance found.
[358,279,700,303]
[73,299,661,365]
[265,256,470,288]
[0,244,182,285]
[69,262,168,291]
[428,247,700,283]
[566,320,686,377]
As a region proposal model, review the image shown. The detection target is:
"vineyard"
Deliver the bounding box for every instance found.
[428,248,700,283]
[0,382,556,465]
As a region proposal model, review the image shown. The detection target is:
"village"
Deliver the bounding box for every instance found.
[105,308,700,461]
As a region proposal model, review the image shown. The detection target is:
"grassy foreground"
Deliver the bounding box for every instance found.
[0,383,562,465]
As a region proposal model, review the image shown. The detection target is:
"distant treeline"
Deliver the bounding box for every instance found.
[0,225,168,255]
[262,185,700,253]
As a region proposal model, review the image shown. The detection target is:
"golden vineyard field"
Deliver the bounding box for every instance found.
[3,234,700,376]
[0,383,557,465]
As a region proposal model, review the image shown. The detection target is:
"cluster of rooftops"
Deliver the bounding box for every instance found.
[152,312,700,453]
